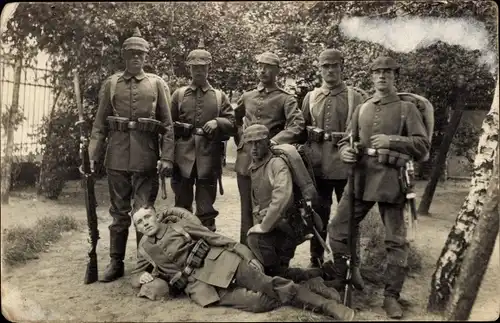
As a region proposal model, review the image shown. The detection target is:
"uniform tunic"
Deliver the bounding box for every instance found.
[338,93,430,203]
[89,70,174,172]
[171,83,235,179]
[302,83,364,179]
[234,84,305,176]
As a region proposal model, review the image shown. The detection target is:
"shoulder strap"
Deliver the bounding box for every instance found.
[109,73,123,115]
[177,86,188,113]
[308,88,321,126]
[399,101,409,136]
[347,87,355,128]
[215,89,222,115]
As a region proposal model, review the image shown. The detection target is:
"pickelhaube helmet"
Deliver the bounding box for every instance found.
[186,38,212,65]
[122,27,149,53]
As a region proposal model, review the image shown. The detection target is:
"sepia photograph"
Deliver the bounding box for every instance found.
[1,1,498,321]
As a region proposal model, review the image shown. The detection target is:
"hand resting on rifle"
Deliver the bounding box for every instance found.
[340,147,358,164]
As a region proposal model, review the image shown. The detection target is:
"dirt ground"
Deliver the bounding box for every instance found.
[1,173,499,322]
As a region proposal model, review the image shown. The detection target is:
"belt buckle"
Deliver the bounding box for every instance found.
[128,121,137,129]
[184,266,193,275]
[367,148,377,156]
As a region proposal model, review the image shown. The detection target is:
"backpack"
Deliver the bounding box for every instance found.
[308,86,369,128]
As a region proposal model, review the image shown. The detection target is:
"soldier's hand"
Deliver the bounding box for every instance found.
[79,160,96,175]
[139,272,155,285]
[370,134,391,149]
[270,139,278,147]
[247,224,265,235]
[249,259,264,273]
[341,147,358,164]
[157,160,173,177]
[202,119,218,135]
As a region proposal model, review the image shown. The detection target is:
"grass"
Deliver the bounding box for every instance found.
[1,215,80,267]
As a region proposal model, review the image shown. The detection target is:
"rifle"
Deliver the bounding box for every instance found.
[403,160,418,242]
[74,71,100,284]
[343,132,357,307]
[298,200,330,258]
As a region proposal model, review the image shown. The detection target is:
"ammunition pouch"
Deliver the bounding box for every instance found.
[107,116,166,134]
[186,239,210,269]
[174,121,194,139]
[365,148,412,167]
[169,271,188,291]
[306,126,325,143]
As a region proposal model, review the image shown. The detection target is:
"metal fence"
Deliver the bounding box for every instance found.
[0,59,57,161]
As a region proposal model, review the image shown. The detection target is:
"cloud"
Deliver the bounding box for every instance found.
[339,16,497,73]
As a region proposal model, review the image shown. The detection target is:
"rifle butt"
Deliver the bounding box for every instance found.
[84,254,98,284]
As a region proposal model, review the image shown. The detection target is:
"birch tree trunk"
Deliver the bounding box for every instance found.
[446,158,499,320]
[427,80,499,313]
[1,59,23,204]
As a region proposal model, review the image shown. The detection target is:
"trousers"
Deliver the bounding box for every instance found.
[237,174,253,245]
[171,163,219,230]
[310,178,347,261]
[328,182,409,267]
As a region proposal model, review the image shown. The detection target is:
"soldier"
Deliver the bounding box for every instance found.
[327,56,430,318]
[130,206,355,320]
[234,52,305,245]
[170,40,235,232]
[88,27,175,282]
[242,124,323,282]
[301,49,366,288]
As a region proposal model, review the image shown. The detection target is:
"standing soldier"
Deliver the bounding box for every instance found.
[88,27,175,282]
[301,49,366,288]
[234,52,305,245]
[327,56,430,318]
[170,40,235,232]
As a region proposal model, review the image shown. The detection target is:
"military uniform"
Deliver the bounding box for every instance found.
[234,52,305,245]
[170,44,235,231]
[327,56,430,318]
[131,208,354,320]
[301,49,366,266]
[88,28,174,282]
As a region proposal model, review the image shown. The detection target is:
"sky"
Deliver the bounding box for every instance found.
[339,16,497,74]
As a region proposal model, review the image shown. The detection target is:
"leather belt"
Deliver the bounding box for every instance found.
[128,121,138,129]
[324,131,346,142]
[364,148,378,156]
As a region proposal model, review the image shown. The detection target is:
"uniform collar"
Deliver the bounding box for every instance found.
[320,82,346,96]
[122,70,146,81]
[257,83,279,94]
[189,82,213,93]
[372,90,400,105]
[249,152,273,171]
[147,223,168,242]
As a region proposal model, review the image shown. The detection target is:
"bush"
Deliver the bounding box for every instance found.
[2,215,80,267]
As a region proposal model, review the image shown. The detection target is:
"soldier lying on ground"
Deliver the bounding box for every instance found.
[130,206,355,320]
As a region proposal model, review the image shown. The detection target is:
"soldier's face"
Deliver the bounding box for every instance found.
[372,68,395,91]
[250,139,270,162]
[257,63,278,85]
[320,63,342,85]
[190,64,209,84]
[123,50,146,73]
[133,209,159,237]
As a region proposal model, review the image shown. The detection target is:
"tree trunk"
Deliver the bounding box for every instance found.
[427,81,499,313]
[1,58,23,204]
[447,158,499,320]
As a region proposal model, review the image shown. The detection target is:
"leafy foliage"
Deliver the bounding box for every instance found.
[1,1,497,197]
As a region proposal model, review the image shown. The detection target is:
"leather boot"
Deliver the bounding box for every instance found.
[322,254,348,281]
[382,264,407,318]
[283,267,323,283]
[301,276,341,302]
[101,230,128,283]
[292,285,355,321]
